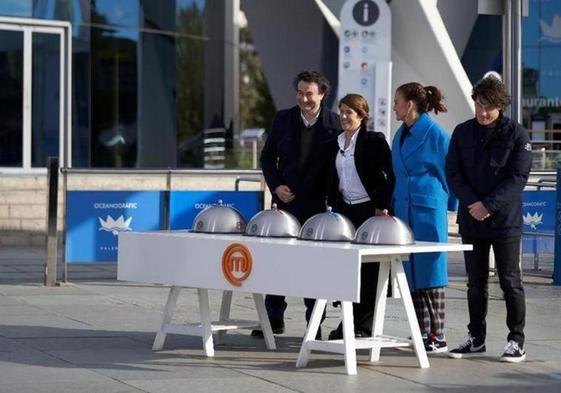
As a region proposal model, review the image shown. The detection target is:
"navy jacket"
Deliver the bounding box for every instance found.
[445,116,532,238]
[326,126,394,211]
[260,105,340,223]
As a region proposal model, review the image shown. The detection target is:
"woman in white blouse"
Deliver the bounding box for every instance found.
[326,93,395,340]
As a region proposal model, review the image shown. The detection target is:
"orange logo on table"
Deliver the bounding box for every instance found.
[221,243,253,287]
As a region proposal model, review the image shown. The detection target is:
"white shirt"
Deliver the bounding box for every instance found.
[335,129,370,203]
[301,110,320,127]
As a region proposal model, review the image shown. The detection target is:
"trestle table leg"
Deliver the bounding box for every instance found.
[341,301,357,375]
[369,261,390,362]
[253,293,276,350]
[392,257,429,368]
[153,286,181,350]
[296,298,327,368]
[215,290,233,344]
[198,288,215,357]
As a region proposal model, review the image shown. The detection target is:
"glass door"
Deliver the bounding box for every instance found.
[0,29,24,167]
[0,17,71,171]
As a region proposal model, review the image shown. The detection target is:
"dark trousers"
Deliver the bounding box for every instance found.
[264,295,321,324]
[264,206,327,324]
[336,200,379,332]
[462,236,526,345]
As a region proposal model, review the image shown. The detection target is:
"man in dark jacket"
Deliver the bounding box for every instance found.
[252,71,339,339]
[445,76,532,363]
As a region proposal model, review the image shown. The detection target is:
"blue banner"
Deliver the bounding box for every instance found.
[555,167,561,285]
[169,191,262,230]
[66,191,164,263]
[522,190,556,254]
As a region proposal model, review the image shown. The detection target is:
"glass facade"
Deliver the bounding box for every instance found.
[461,0,561,169]
[90,1,139,168]
[176,1,205,167]
[32,32,61,167]
[0,0,232,169]
[522,0,561,169]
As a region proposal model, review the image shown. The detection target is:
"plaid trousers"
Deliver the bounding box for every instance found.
[411,287,446,337]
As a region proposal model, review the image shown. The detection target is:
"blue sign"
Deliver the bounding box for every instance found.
[169,191,262,230]
[66,191,164,263]
[554,167,561,285]
[522,190,556,254]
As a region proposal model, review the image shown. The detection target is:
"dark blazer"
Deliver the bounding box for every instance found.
[260,105,340,223]
[445,116,532,237]
[326,126,395,211]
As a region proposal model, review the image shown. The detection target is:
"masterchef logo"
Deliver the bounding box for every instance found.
[221,243,252,287]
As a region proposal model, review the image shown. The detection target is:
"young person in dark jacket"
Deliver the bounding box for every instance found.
[446,75,532,363]
[326,93,395,340]
[254,71,340,339]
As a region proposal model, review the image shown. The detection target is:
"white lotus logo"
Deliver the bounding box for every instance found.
[98,215,133,235]
[539,14,561,42]
[523,212,543,230]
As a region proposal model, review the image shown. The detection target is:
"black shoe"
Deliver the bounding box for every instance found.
[328,324,370,340]
[328,324,343,340]
[425,333,448,353]
[448,334,486,359]
[328,330,342,340]
[500,340,526,363]
[250,329,264,337]
[251,318,285,337]
[355,328,371,338]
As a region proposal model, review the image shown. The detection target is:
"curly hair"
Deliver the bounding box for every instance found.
[471,75,511,111]
[293,70,331,96]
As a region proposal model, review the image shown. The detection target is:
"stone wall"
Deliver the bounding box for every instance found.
[0,175,52,246]
[0,171,266,246]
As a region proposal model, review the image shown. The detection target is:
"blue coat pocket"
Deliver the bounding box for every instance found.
[411,193,439,209]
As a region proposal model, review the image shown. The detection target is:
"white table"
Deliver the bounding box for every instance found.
[118,231,470,375]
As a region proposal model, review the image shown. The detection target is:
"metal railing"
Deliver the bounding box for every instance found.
[528,130,561,169]
[526,181,556,190]
[45,166,265,284]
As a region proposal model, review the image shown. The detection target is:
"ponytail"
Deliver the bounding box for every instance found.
[424,86,447,114]
[396,82,448,115]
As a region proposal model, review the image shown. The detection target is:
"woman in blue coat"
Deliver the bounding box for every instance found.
[391,82,457,353]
